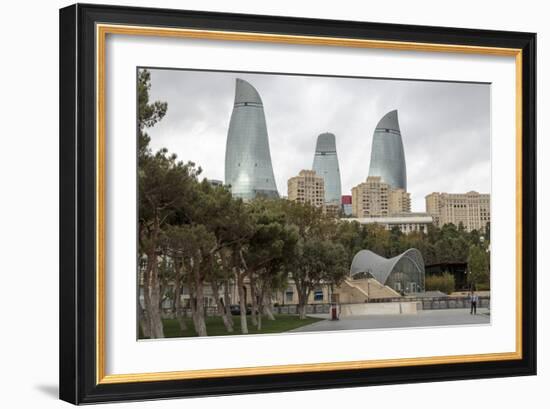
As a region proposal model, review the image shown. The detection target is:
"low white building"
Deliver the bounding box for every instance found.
[343,212,433,234]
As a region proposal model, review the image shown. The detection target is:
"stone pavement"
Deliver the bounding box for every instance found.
[288,308,490,333]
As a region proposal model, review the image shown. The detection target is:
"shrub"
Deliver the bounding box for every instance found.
[475,282,490,291]
[425,272,455,294]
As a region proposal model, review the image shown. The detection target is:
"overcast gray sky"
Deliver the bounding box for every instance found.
[146,68,490,212]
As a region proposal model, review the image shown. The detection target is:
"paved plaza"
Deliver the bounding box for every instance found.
[288,308,490,333]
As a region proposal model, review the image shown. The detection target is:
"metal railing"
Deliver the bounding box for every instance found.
[370,295,490,310]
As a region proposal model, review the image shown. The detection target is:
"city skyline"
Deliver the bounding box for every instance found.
[146,68,491,211]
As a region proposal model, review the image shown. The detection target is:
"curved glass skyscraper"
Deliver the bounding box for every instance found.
[225,78,279,200]
[368,110,407,190]
[312,132,342,204]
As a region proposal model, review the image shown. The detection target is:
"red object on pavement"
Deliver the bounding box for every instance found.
[331,304,338,320]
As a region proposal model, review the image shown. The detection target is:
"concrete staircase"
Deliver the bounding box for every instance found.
[364,278,401,299]
[336,278,400,304]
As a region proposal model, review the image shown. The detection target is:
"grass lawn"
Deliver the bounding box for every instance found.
[141,314,324,338]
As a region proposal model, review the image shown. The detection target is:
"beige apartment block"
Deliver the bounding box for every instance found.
[287,170,325,208]
[389,188,411,213]
[425,191,490,232]
[352,176,411,217]
[323,203,341,218]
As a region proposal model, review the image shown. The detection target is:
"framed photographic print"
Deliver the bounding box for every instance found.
[59,3,536,404]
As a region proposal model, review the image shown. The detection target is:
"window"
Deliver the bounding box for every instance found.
[314,290,324,301]
[285,291,294,302]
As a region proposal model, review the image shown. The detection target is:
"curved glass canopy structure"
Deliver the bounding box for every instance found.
[368,110,407,190]
[225,78,279,200]
[312,132,342,205]
[350,248,425,293]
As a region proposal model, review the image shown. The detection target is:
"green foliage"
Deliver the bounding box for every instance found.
[425,272,456,294]
[331,220,483,268]
[467,244,490,290]
[139,152,201,225]
[476,283,491,291]
[138,68,168,159]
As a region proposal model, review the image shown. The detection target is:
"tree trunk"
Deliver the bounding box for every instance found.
[170,269,178,321]
[159,270,167,311]
[144,239,164,338]
[138,263,152,338]
[142,216,165,338]
[300,305,308,320]
[296,287,309,320]
[263,300,276,321]
[193,264,208,337]
[173,275,187,334]
[138,304,151,338]
[187,273,200,332]
[249,274,258,327]
[211,278,233,332]
[237,272,248,334]
[223,277,234,330]
[147,272,165,337]
[257,310,262,330]
[256,284,264,331]
[193,287,207,337]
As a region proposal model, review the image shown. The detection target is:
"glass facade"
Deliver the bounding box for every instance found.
[225,78,279,200]
[349,248,425,293]
[368,110,407,190]
[312,132,342,204]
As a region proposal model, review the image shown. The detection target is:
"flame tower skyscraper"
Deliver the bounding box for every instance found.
[312,132,342,204]
[368,110,407,190]
[225,78,279,200]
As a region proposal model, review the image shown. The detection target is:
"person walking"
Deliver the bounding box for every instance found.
[470,292,479,315]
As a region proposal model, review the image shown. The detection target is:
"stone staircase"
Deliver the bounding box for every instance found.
[364,278,401,299]
[336,278,400,303]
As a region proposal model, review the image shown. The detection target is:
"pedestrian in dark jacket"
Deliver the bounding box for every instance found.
[470,292,479,315]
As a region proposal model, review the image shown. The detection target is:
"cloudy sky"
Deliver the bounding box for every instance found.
[146,68,490,212]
